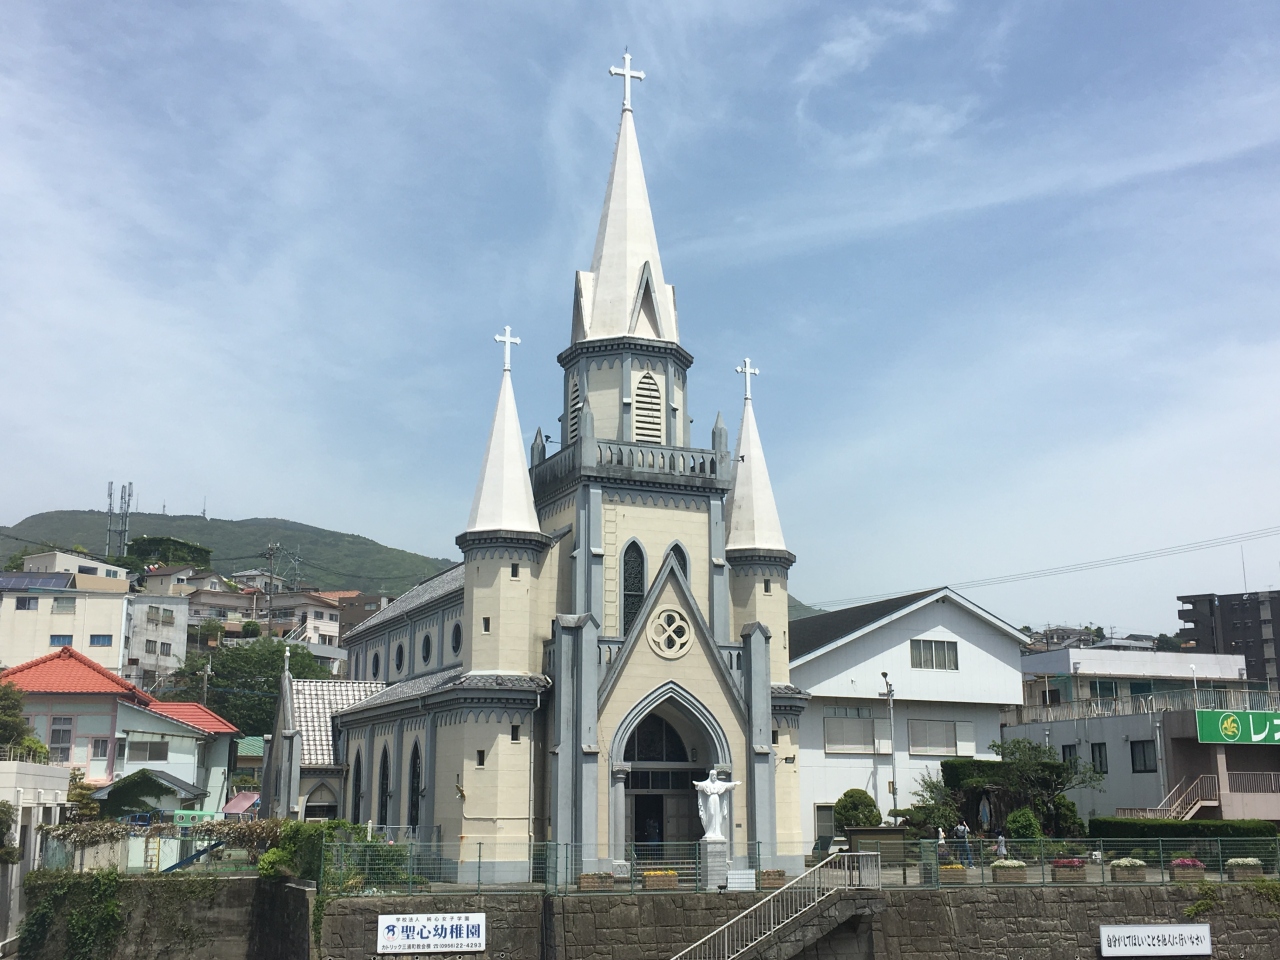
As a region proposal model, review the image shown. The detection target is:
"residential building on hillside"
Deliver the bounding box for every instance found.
[1,647,238,808]
[0,754,71,945]
[260,669,383,820]
[1177,591,1277,688]
[268,594,345,672]
[141,565,230,596]
[336,593,395,639]
[123,594,189,688]
[232,569,289,594]
[1003,649,1280,821]
[0,571,130,673]
[788,588,1027,846]
[22,551,128,589]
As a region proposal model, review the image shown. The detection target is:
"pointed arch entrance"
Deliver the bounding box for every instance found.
[609,683,732,860]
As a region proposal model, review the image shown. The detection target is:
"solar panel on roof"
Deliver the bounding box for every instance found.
[0,574,74,590]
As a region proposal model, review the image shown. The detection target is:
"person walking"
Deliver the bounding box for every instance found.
[994,829,1008,859]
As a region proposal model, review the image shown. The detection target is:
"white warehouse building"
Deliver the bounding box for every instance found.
[788,588,1028,847]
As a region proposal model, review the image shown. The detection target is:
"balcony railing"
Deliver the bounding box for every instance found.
[530,438,731,502]
[1228,771,1280,794]
[1004,687,1280,725]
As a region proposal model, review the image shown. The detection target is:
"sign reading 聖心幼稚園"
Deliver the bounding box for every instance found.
[1196,709,1280,744]
[1099,924,1211,957]
[376,913,485,954]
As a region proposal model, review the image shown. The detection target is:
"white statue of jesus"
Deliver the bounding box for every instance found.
[693,775,740,840]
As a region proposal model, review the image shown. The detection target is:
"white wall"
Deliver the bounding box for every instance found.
[791,596,1026,842]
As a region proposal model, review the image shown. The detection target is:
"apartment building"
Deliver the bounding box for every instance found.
[1177,591,1277,688]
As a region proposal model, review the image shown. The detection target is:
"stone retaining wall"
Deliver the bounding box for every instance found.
[876,885,1280,960]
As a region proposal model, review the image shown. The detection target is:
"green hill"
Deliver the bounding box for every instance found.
[0,511,454,596]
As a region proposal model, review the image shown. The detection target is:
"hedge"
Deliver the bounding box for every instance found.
[1088,818,1279,839]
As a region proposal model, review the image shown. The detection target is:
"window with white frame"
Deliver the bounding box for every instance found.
[907,719,975,756]
[822,706,890,754]
[49,717,72,762]
[127,740,169,763]
[910,637,958,670]
[52,597,77,615]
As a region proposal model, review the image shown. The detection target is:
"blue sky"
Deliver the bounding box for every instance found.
[2,2,1278,635]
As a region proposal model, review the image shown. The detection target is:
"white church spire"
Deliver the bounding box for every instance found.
[571,52,678,345]
[725,359,787,552]
[465,327,541,535]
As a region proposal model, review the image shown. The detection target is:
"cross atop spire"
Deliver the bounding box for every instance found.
[495,325,521,371]
[735,358,760,400]
[609,51,645,112]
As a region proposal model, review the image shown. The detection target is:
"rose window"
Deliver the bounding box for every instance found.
[648,608,692,660]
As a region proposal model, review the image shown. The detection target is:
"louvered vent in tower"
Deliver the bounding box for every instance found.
[567,376,580,443]
[634,372,662,444]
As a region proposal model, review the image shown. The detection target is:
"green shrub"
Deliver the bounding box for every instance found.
[257,847,294,878]
[1089,818,1279,840]
[1006,807,1041,839]
[833,788,883,829]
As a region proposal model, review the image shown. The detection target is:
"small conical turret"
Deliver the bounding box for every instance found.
[531,428,546,465]
[465,329,540,535]
[725,362,786,552]
[712,411,728,454]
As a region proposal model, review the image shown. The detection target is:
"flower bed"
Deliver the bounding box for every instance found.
[1110,857,1147,883]
[1226,857,1264,881]
[990,859,1027,884]
[642,870,679,890]
[1051,858,1086,883]
[758,869,787,890]
[1170,858,1205,882]
[939,864,967,885]
[578,872,615,891]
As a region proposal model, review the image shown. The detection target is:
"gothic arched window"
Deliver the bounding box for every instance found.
[408,742,422,829]
[624,715,689,763]
[377,747,391,826]
[669,545,688,579]
[351,750,363,823]
[623,542,645,637]
[634,372,662,444]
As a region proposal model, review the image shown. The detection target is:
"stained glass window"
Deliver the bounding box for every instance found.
[623,542,645,636]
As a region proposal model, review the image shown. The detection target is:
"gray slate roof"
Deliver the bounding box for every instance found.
[343,564,465,643]
[91,768,207,801]
[789,588,942,661]
[340,667,553,715]
[290,678,385,766]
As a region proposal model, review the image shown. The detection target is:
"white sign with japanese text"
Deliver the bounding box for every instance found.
[377,913,486,954]
[1099,924,1211,957]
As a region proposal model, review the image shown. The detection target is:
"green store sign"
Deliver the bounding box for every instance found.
[1196,709,1280,744]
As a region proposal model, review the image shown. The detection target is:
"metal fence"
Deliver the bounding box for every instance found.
[321,840,814,895]
[851,837,1280,887]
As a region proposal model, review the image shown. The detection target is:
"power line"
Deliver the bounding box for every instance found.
[809,523,1280,610]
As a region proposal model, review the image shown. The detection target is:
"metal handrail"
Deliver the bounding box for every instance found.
[1116,774,1218,819]
[668,852,880,960]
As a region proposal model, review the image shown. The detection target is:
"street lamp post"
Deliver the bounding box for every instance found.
[880,672,898,824]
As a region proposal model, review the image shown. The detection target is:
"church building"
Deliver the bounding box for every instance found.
[298,58,807,878]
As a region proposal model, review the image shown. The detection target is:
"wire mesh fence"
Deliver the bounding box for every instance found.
[849,837,1280,887]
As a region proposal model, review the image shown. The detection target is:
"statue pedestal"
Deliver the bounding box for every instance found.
[700,837,730,892]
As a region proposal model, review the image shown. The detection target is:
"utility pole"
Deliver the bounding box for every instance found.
[880,671,898,824]
[264,543,280,638]
[202,659,211,706]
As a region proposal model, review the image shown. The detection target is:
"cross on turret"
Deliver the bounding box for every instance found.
[609,51,645,112]
[495,325,521,371]
[735,358,760,400]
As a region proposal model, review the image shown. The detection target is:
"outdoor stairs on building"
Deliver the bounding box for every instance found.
[1115,775,1220,820]
[668,853,881,960]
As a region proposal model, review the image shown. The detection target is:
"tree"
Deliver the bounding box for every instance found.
[833,788,882,829]
[66,769,99,821]
[0,682,34,746]
[986,738,1104,835]
[891,768,959,833]
[1093,626,1106,641]
[193,617,225,645]
[1005,806,1041,838]
[1156,633,1182,653]
[241,620,261,638]
[160,638,329,736]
